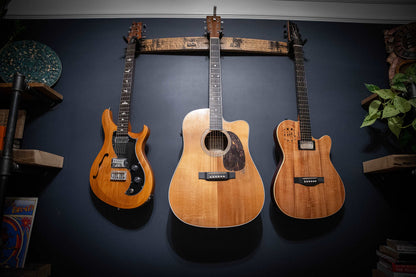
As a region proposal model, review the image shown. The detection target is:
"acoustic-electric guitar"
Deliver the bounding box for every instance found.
[168,12,265,228]
[90,22,154,209]
[272,21,345,219]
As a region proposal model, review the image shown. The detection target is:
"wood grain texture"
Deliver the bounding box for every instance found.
[9,149,64,168]
[273,120,345,219]
[363,154,416,173]
[140,37,288,55]
[169,109,264,228]
[0,82,63,104]
[89,109,154,209]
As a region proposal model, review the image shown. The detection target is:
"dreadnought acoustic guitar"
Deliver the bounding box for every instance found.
[272,21,345,219]
[168,11,265,228]
[90,22,154,209]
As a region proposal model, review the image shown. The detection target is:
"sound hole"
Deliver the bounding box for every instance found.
[204,130,228,152]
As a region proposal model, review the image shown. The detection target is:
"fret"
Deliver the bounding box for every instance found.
[117,42,136,136]
[209,37,223,130]
[293,44,312,141]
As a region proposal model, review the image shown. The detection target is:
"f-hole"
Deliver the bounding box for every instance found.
[202,130,231,157]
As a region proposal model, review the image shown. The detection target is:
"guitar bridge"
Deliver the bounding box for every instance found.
[111,171,127,181]
[199,172,235,181]
[294,177,324,186]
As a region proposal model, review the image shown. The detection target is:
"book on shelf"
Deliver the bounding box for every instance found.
[378,258,416,273]
[387,240,416,253]
[380,245,416,261]
[0,197,38,268]
[377,260,416,277]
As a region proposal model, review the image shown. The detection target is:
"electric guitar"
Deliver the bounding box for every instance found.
[272,21,345,219]
[89,22,154,209]
[168,10,265,228]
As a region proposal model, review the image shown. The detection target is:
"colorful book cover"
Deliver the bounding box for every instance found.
[0,197,38,268]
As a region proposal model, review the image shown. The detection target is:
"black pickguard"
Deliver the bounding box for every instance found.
[223,131,245,171]
[112,132,145,196]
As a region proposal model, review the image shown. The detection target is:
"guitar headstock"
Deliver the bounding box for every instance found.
[126,22,143,44]
[285,21,305,46]
[206,6,223,38]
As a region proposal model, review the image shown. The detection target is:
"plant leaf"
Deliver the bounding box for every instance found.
[368,99,381,116]
[388,116,403,138]
[374,89,395,100]
[391,72,408,85]
[360,111,381,127]
[405,63,416,76]
[393,96,412,113]
[412,118,416,131]
[365,83,380,93]
[391,82,408,93]
[382,103,400,118]
[409,98,416,108]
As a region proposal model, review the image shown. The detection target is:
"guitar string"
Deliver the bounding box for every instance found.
[294,44,311,141]
[116,42,136,159]
[210,37,223,172]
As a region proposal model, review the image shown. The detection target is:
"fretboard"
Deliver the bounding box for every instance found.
[293,44,312,141]
[117,42,136,136]
[209,37,223,130]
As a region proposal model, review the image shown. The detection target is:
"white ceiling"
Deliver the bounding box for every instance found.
[4,0,416,24]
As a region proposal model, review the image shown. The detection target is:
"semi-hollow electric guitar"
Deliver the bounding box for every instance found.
[272,21,345,219]
[90,22,154,209]
[168,10,265,228]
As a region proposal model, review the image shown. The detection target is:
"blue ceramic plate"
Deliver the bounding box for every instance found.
[0,40,62,87]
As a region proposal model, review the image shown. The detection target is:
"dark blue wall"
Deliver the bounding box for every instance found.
[3,18,415,276]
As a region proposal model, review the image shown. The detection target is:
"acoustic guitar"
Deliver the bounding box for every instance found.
[272,21,345,219]
[168,11,265,228]
[90,22,154,209]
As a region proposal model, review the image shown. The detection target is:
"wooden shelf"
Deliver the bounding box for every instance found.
[363,154,416,173]
[0,149,64,169]
[0,83,63,108]
[140,36,288,55]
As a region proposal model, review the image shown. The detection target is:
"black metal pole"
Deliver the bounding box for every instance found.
[0,73,26,247]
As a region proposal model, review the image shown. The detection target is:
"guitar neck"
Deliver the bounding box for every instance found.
[293,44,312,141]
[117,42,136,136]
[209,37,223,130]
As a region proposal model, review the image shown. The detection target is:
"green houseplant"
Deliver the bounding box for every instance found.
[361,63,416,153]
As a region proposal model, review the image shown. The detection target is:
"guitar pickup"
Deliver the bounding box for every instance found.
[112,158,127,168]
[298,140,315,150]
[111,171,127,181]
[294,177,324,186]
[199,172,235,181]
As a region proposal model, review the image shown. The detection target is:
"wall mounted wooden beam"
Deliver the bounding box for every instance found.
[140,37,288,55]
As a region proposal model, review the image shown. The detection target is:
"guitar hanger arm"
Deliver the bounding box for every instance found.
[138,36,288,56]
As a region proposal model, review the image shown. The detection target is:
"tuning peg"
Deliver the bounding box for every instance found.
[221,21,224,24]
